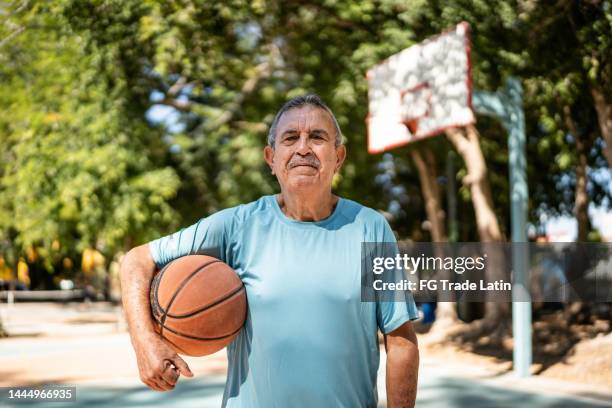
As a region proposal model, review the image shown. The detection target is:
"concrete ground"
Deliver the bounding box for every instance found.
[1,302,611,407]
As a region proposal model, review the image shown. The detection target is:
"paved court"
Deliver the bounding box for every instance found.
[3,372,611,408]
[1,303,610,407]
[2,340,611,408]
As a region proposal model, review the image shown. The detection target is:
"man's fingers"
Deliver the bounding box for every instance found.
[140,374,159,391]
[150,374,174,391]
[162,361,180,385]
[171,355,194,377]
[142,368,174,392]
[156,376,176,391]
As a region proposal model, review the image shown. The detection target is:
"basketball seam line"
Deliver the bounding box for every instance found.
[162,284,245,319]
[152,260,244,317]
[150,261,173,318]
[158,259,221,338]
[162,334,189,355]
[153,310,245,340]
[152,261,175,334]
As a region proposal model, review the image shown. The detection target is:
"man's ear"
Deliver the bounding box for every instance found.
[264,145,275,174]
[335,144,347,173]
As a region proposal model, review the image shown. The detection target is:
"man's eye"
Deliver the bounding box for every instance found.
[284,135,298,142]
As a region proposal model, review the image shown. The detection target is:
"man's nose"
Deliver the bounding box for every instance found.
[295,133,312,155]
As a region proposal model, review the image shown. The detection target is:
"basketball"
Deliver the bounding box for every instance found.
[150,255,247,356]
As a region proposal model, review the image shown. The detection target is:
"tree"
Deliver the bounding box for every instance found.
[410,145,447,243]
[3,0,608,298]
[521,1,611,238]
[0,2,180,279]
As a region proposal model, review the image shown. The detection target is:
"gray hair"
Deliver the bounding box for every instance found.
[267,94,343,148]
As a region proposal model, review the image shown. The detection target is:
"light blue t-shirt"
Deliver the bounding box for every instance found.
[149,195,418,407]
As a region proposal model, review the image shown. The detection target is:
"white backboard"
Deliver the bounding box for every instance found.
[366,22,475,153]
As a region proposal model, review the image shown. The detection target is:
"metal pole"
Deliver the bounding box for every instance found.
[506,79,531,377]
[473,78,531,377]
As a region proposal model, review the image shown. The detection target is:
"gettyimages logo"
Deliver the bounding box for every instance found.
[361,242,612,303]
[372,253,487,275]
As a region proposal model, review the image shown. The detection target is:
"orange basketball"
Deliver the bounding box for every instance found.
[150,255,247,356]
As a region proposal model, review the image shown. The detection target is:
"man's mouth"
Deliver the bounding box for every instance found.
[286,152,321,170]
[287,159,320,169]
[290,163,317,168]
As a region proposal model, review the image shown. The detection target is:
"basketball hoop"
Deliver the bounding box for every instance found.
[366,22,475,153]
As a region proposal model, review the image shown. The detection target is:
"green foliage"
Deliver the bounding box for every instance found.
[520,1,611,217]
[0,2,180,268]
[1,0,610,278]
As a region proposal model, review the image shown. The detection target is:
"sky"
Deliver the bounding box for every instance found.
[546,205,612,242]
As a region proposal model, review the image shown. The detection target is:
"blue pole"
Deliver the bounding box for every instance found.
[473,78,531,377]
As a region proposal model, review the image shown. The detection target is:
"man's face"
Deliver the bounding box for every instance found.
[264,106,346,193]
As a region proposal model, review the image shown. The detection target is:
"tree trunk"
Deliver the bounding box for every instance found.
[574,140,589,242]
[410,145,459,333]
[563,105,593,324]
[410,146,447,242]
[446,125,509,328]
[563,106,590,241]
[590,86,612,168]
[445,125,503,242]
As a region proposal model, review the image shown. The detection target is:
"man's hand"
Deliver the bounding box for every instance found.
[119,245,193,392]
[384,321,419,408]
[134,333,193,391]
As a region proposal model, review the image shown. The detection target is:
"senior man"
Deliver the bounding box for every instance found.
[120,94,419,407]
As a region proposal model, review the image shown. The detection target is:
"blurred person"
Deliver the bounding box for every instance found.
[120,94,419,407]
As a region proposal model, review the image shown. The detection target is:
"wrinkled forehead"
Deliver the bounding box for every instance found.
[276,106,336,134]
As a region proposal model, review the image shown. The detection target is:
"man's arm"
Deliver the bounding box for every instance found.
[384,321,419,408]
[119,244,193,391]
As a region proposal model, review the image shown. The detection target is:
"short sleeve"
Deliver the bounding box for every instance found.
[376,219,419,334]
[148,207,237,269]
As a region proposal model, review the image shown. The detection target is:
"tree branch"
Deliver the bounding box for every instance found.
[234,121,268,133]
[0,25,25,49]
[157,97,191,113]
[201,45,279,132]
